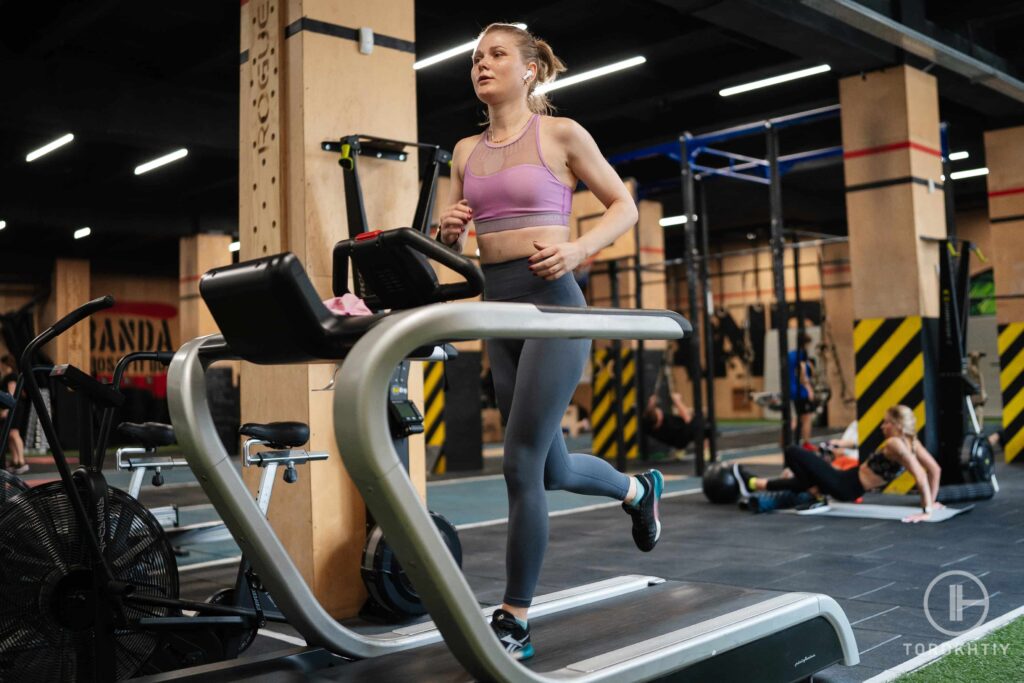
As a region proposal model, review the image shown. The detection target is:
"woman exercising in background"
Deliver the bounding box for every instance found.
[437,23,663,660]
[734,405,943,523]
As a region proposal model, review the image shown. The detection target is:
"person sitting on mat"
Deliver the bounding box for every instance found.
[643,392,694,449]
[816,420,859,470]
[733,405,943,523]
[437,23,663,660]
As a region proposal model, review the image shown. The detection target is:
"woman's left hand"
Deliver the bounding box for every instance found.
[529,241,586,280]
[901,511,932,523]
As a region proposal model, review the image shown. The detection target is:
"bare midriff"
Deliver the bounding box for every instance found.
[857,464,885,491]
[477,224,571,264]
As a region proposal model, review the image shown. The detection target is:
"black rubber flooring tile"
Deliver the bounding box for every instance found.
[816,662,884,683]
[853,580,943,609]
[835,598,902,624]
[851,627,905,657]
[856,633,927,671]
[856,558,1002,583]
[844,604,948,640]
[662,562,818,588]
[780,553,897,576]
[969,569,1024,596]
[764,571,907,600]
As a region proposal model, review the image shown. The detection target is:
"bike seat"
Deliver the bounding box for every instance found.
[239,421,310,449]
[118,422,177,449]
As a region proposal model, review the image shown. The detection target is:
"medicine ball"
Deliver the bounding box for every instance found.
[960,434,994,483]
[702,462,740,504]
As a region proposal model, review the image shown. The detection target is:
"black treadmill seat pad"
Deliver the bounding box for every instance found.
[239,421,310,448]
[118,422,177,448]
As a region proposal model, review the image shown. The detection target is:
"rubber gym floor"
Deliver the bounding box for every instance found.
[19,425,1023,681]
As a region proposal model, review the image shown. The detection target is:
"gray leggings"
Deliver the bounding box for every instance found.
[484,258,631,607]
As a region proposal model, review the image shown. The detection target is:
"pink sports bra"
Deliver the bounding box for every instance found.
[462,114,573,235]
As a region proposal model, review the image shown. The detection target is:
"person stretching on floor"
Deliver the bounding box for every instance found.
[733,405,942,523]
[437,23,663,660]
[643,391,695,449]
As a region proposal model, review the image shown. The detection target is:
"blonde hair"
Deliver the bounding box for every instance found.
[477,23,567,116]
[886,405,917,441]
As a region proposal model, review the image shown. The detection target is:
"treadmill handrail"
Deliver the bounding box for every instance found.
[329,301,858,681]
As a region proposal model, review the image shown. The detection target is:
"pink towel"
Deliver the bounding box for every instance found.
[323,293,373,316]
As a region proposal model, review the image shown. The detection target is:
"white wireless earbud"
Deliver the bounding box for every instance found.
[523,71,532,82]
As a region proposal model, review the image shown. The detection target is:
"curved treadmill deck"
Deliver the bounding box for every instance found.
[136,580,853,682]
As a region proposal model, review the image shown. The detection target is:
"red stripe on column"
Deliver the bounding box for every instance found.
[105,302,178,319]
[988,186,1024,198]
[843,140,942,159]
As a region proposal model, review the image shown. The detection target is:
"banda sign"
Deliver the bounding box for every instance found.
[90,301,178,397]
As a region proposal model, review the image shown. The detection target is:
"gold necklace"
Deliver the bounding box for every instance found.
[488,114,532,144]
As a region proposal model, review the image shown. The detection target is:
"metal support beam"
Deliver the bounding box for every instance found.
[698,182,718,464]
[680,137,706,476]
[767,125,794,447]
[798,0,1024,104]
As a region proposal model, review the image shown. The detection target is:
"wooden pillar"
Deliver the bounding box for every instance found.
[840,65,944,460]
[179,234,233,340]
[49,258,90,369]
[983,126,1024,463]
[239,0,418,617]
[820,242,856,427]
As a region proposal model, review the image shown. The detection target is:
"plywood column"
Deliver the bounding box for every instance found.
[983,126,1024,463]
[239,0,418,617]
[820,242,856,427]
[840,65,944,459]
[179,234,233,340]
[50,259,90,369]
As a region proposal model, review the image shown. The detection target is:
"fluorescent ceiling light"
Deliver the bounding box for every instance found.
[229,241,241,252]
[74,227,91,239]
[135,148,188,175]
[949,167,988,180]
[719,64,831,97]
[536,56,646,95]
[659,214,696,227]
[948,150,969,161]
[26,133,74,162]
[414,23,527,70]
[0,220,6,230]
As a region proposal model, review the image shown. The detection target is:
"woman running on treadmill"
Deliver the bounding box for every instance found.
[437,23,663,660]
[733,404,943,523]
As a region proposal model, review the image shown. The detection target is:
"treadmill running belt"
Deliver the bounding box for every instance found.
[155,581,848,682]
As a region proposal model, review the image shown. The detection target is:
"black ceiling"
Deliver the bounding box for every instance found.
[2,0,1023,284]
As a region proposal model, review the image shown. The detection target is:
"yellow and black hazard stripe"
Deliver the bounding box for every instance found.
[999,322,1024,463]
[854,316,927,493]
[423,360,446,473]
[591,346,639,461]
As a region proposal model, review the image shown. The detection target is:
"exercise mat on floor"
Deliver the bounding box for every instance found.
[788,502,972,522]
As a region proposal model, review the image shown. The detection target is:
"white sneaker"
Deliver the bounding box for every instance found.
[733,464,752,498]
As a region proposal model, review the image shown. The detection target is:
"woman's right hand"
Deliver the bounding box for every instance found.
[438,199,472,248]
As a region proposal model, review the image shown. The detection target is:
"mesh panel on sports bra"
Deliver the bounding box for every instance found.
[467,116,545,177]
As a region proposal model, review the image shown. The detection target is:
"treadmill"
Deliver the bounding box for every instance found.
[160,230,858,682]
